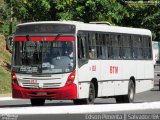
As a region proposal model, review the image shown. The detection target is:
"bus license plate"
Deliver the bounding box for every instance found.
[37,92,47,96]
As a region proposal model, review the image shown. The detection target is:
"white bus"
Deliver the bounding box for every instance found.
[10,21,154,106]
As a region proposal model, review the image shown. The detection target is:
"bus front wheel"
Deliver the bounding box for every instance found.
[73,82,96,105]
[30,99,45,106]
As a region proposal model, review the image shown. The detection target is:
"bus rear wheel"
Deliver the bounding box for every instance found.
[116,80,135,103]
[30,99,45,106]
[73,82,96,105]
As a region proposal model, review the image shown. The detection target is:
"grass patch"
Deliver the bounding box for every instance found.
[0,35,11,94]
[0,67,11,94]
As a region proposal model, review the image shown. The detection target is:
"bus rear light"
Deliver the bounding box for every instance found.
[65,70,76,86]
[11,72,18,84]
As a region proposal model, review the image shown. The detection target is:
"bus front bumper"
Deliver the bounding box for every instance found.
[12,83,77,100]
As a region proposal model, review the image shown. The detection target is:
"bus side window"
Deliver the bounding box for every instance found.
[148,37,152,59]
[77,34,87,59]
[143,36,152,59]
[137,36,143,59]
[108,34,113,59]
[132,36,138,59]
[109,34,120,59]
[122,35,132,59]
[88,33,97,59]
[102,34,108,59]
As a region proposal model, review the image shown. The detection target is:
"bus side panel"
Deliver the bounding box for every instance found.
[136,60,154,93]
[144,61,154,79]
[77,60,101,99]
[114,61,129,96]
[136,60,145,80]
[135,60,145,93]
[136,61,154,93]
[101,60,133,97]
[110,60,136,96]
[136,80,153,93]
[100,60,116,96]
[144,60,154,91]
[78,83,90,99]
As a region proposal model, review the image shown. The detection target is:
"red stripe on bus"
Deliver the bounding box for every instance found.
[14,36,75,42]
[55,36,75,41]
[14,36,27,41]
[30,36,43,41]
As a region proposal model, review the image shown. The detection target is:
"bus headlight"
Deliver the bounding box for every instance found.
[11,72,18,84]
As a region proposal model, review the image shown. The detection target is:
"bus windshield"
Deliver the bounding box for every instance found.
[13,40,75,74]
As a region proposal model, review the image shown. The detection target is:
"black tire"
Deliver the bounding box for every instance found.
[116,80,135,103]
[30,99,45,106]
[127,80,135,102]
[73,82,96,105]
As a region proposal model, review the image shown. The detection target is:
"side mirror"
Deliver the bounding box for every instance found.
[6,35,13,53]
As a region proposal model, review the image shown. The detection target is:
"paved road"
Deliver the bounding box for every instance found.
[0,86,160,107]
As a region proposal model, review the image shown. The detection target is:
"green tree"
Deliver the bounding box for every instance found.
[0,0,8,22]
[0,0,12,35]
[142,6,160,41]
[2,0,160,41]
[11,0,57,22]
[56,0,128,24]
[121,4,160,41]
[0,0,5,20]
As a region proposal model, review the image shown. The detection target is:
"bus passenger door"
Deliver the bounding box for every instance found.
[77,32,91,99]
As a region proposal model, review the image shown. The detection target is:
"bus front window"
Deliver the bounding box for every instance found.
[13,40,75,74]
[42,41,75,73]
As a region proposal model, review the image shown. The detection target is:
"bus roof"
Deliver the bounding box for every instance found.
[17,21,151,36]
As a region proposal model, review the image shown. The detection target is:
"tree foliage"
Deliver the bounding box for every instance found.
[0,0,9,22]
[11,0,57,22]
[56,0,128,24]
[0,0,160,40]
[0,0,12,35]
[122,4,160,40]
